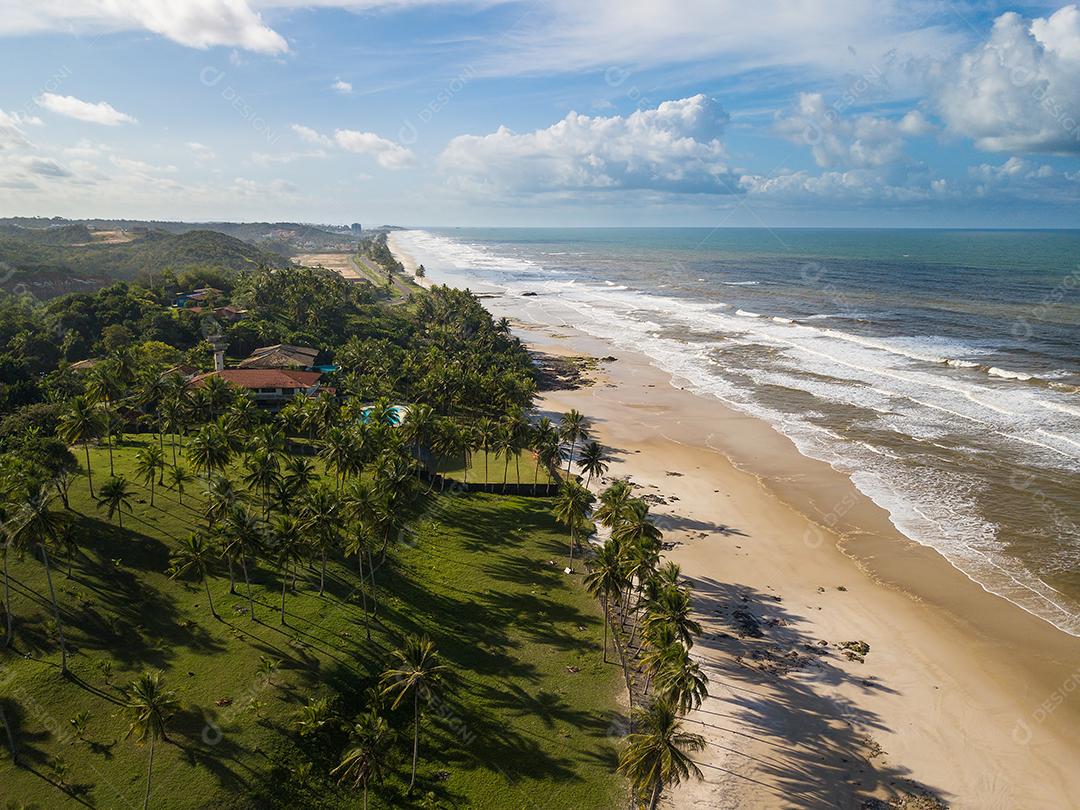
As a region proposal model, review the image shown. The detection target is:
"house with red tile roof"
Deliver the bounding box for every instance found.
[189,368,324,408]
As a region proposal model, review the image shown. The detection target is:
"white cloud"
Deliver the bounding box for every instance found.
[0,0,287,54]
[0,109,40,150]
[110,155,178,175]
[935,6,1080,154]
[333,129,415,169]
[292,123,415,168]
[331,79,353,95]
[291,123,332,146]
[775,93,932,170]
[36,93,136,126]
[251,148,327,164]
[438,94,739,195]
[188,141,216,161]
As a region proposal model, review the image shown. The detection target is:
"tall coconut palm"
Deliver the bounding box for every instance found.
[168,532,219,620]
[380,634,448,794]
[558,409,589,475]
[578,441,608,489]
[583,540,627,663]
[270,515,306,625]
[595,479,636,529]
[403,403,435,476]
[617,698,705,810]
[242,449,280,519]
[124,669,179,810]
[167,464,194,506]
[302,483,341,595]
[643,586,702,649]
[86,362,125,476]
[160,394,186,468]
[552,479,595,569]
[653,645,709,714]
[8,485,70,671]
[475,417,497,485]
[189,424,231,481]
[201,375,235,420]
[283,456,317,499]
[134,445,165,507]
[222,506,264,621]
[96,476,134,528]
[331,710,397,810]
[58,396,102,497]
[320,426,354,491]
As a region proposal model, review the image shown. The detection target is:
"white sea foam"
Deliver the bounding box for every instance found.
[988,366,1034,381]
[736,309,762,318]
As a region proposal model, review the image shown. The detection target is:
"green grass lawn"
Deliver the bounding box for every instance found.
[434,450,556,487]
[1,435,624,809]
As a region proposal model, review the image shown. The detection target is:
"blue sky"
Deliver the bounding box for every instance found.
[0,1,1078,227]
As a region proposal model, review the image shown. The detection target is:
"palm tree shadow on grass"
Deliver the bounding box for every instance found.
[680,576,950,809]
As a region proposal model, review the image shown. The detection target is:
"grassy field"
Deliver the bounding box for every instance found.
[434,450,557,486]
[1,435,624,809]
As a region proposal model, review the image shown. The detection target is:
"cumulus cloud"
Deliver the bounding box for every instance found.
[36,93,136,125]
[0,0,287,54]
[331,79,353,95]
[935,5,1080,154]
[438,95,739,195]
[775,93,932,170]
[292,123,415,169]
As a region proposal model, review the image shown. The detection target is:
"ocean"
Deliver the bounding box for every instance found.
[393,227,1080,636]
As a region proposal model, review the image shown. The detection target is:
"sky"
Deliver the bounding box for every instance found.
[0,1,1079,227]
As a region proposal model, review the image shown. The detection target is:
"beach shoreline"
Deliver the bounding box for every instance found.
[390,233,1080,809]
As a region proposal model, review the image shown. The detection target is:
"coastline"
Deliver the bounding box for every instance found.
[389,232,1080,808]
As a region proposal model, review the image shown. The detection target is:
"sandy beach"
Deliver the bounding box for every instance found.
[389,234,1080,810]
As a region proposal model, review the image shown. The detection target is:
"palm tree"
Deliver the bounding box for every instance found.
[552,479,595,569]
[283,456,317,498]
[558,409,589,475]
[653,645,709,714]
[135,445,165,507]
[292,695,334,738]
[475,417,496,485]
[617,698,705,810]
[403,403,435,477]
[167,464,194,506]
[124,669,179,810]
[201,374,235,420]
[303,483,341,595]
[222,506,264,621]
[643,586,702,649]
[331,710,397,810]
[595,479,635,528]
[168,532,219,619]
[583,540,627,663]
[58,396,102,497]
[270,515,306,625]
[96,476,134,528]
[380,634,448,794]
[86,362,125,476]
[243,449,280,519]
[578,441,607,489]
[8,485,70,671]
[190,424,231,481]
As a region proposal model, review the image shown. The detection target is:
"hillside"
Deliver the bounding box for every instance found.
[0,229,290,296]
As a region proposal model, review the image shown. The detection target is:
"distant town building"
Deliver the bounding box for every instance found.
[351,223,362,235]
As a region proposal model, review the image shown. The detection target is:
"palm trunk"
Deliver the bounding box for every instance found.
[357,554,371,640]
[149,477,155,507]
[647,779,662,810]
[409,690,419,793]
[143,733,155,810]
[319,550,326,596]
[2,540,12,648]
[484,449,489,486]
[107,411,115,476]
[227,556,236,594]
[533,456,541,496]
[280,568,288,625]
[84,443,95,498]
[569,526,575,568]
[203,577,218,619]
[601,596,610,663]
[170,433,177,468]
[565,439,576,475]
[241,557,255,621]
[39,543,67,674]
[366,548,377,616]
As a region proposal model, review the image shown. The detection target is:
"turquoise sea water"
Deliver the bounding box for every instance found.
[396,228,1080,636]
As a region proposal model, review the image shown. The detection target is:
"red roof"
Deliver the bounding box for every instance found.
[189,369,322,390]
